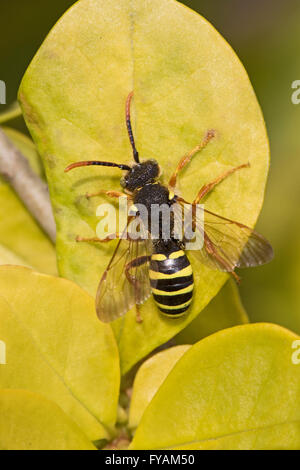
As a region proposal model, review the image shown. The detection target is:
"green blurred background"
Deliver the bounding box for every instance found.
[1,0,299,333]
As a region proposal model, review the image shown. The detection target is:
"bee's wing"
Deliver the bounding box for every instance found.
[96,221,152,323]
[176,200,273,272]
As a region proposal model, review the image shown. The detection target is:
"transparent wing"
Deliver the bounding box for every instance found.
[96,218,152,323]
[177,200,273,272]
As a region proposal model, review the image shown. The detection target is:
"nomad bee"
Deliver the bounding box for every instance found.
[65,92,273,323]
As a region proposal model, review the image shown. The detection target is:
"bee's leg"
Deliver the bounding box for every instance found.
[76,217,137,243]
[168,130,215,188]
[76,234,122,243]
[231,271,241,283]
[125,255,151,324]
[125,256,151,282]
[135,305,142,323]
[85,190,128,199]
[204,233,241,283]
[193,163,250,204]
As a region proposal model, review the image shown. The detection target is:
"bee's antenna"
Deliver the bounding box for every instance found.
[126,91,140,163]
[64,161,131,172]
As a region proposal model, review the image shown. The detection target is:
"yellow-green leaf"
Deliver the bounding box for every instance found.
[129,345,190,430]
[0,244,33,268]
[0,266,120,441]
[130,324,300,450]
[175,280,249,344]
[0,127,56,274]
[0,390,96,450]
[19,0,270,373]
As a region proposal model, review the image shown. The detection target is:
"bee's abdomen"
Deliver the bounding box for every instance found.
[150,250,194,317]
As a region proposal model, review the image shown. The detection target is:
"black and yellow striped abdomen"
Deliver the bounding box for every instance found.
[149,249,194,317]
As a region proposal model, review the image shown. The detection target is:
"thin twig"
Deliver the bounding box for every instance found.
[0,128,56,242]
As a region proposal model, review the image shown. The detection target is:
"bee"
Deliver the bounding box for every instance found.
[65,92,273,323]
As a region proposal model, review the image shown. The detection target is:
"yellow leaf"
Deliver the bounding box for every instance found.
[0,266,120,441]
[175,279,249,344]
[129,345,190,430]
[0,390,96,450]
[130,324,300,450]
[0,244,33,268]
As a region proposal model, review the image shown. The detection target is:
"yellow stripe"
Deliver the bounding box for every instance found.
[169,250,185,259]
[151,254,167,261]
[156,298,193,310]
[161,311,187,318]
[152,283,194,296]
[149,265,192,280]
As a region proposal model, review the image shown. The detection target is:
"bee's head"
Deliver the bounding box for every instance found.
[120,159,160,192]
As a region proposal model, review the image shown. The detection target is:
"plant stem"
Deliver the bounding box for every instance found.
[0,128,56,242]
[0,101,22,124]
